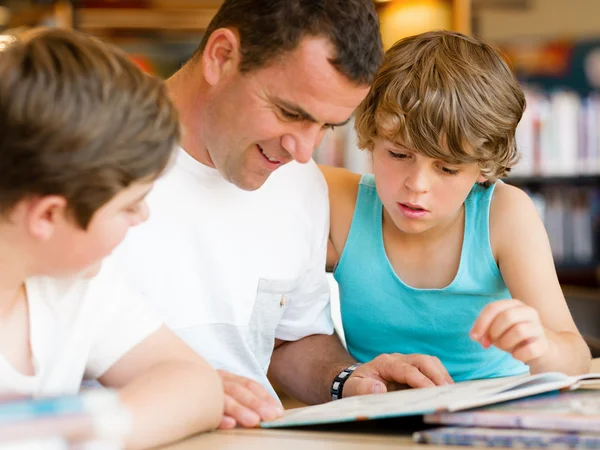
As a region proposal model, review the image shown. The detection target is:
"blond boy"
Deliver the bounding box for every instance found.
[323,31,590,386]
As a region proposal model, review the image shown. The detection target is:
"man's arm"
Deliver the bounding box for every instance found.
[269,335,453,405]
[268,334,353,404]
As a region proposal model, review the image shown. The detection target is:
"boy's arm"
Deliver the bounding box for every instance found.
[98,325,224,450]
[318,164,361,269]
[471,183,590,375]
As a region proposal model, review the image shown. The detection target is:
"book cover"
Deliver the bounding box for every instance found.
[413,426,600,448]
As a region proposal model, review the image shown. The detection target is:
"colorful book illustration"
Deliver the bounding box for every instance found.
[424,389,600,433]
[413,426,600,448]
[0,390,131,446]
[261,372,600,428]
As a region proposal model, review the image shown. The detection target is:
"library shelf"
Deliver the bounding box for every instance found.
[74,7,218,32]
[506,174,600,186]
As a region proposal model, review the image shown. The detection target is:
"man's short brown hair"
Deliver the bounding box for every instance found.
[195,0,383,85]
[0,28,179,228]
[355,30,526,182]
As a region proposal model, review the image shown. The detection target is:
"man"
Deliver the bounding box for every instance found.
[114,0,452,429]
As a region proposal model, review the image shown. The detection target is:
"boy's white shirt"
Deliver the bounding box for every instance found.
[112,147,334,399]
[0,257,162,396]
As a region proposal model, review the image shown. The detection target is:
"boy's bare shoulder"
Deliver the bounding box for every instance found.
[490,181,541,244]
[318,164,361,207]
[491,181,535,214]
[318,165,361,254]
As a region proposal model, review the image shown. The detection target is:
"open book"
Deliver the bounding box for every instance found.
[261,372,600,428]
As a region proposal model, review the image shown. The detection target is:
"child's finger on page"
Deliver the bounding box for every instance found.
[222,377,278,422]
[219,370,283,418]
[218,415,237,430]
[241,375,284,414]
[470,299,520,341]
[223,394,261,428]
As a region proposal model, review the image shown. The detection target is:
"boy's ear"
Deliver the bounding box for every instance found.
[476,173,488,184]
[201,28,241,86]
[25,196,70,241]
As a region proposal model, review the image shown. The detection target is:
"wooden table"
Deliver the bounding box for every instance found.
[163,428,427,450]
[160,358,600,449]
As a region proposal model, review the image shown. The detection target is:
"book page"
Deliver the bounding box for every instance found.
[262,372,573,428]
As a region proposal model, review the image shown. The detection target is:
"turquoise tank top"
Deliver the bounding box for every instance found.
[334,174,529,381]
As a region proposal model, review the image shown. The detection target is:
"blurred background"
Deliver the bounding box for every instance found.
[1,0,599,354]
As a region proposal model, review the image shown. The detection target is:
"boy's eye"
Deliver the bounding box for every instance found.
[441,166,459,175]
[388,150,408,159]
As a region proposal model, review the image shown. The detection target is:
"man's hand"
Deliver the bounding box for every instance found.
[217,369,284,429]
[342,353,453,397]
[470,299,549,364]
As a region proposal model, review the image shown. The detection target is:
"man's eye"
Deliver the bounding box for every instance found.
[280,109,301,120]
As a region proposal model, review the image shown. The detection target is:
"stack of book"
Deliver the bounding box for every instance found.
[416,389,600,448]
[0,389,131,449]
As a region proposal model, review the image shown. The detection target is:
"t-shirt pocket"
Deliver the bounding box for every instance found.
[248,277,297,372]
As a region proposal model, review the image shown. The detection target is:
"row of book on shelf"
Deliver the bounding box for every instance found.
[515,88,600,177]
[525,186,600,265]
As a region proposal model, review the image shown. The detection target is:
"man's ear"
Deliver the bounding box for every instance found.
[25,196,69,241]
[201,28,241,86]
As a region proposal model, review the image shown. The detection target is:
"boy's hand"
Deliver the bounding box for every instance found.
[342,353,454,397]
[470,299,549,364]
[217,369,284,429]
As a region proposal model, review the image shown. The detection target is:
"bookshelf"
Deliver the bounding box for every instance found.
[73,6,220,32]
[507,175,600,186]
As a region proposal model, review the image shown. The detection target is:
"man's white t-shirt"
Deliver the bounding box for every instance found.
[113,148,334,398]
[0,259,162,396]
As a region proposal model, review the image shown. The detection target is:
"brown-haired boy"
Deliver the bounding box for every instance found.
[0,28,223,448]
[322,30,590,391]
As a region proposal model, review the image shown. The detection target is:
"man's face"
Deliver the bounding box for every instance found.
[203,37,371,190]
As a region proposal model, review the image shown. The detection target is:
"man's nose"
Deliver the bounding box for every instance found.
[280,124,325,164]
